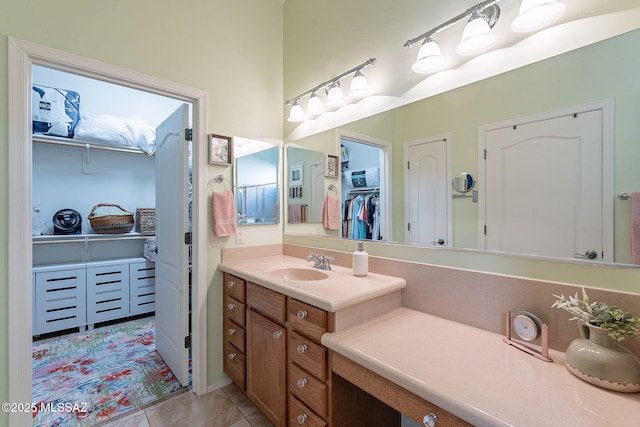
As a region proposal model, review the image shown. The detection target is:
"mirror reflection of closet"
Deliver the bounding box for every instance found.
[233,137,279,225]
[341,137,386,241]
[286,146,324,223]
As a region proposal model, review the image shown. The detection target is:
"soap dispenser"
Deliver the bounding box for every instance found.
[352,241,368,276]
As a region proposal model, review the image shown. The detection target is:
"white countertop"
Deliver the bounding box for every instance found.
[322,307,640,427]
[218,254,406,312]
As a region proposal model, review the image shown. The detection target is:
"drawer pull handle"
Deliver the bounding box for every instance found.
[227,328,236,335]
[228,352,236,360]
[423,413,438,427]
[273,331,283,339]
[297,378,308,388]
[297,413,308,424]
[227,280,235,287]
[297,310,308,319]
[227,303,236,310]
[297,344,308,353]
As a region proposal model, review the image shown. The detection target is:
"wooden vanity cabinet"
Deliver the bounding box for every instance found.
[246,282,288,427]
[222,273,246,391]
[288,299,331,426]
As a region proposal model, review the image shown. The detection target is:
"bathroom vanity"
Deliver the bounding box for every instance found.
[218,247,640,426]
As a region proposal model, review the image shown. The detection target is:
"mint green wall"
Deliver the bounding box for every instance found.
[0,0,283,418]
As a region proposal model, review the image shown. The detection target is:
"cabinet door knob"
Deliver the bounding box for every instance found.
[227,303,236,310]
[297,344,308,353]
[297,413,308,424]
[227,280,235,287]
[297,310,308,319]
[228,353,236,360]
[423,413,438,427]
[227,328,236,335]
[273,330,283,339]
[297,378,308,388]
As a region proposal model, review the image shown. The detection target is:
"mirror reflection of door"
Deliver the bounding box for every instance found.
[309,162,324,222]
[340,136,387,241]
[404,135,451,247]
[480,101,613,261]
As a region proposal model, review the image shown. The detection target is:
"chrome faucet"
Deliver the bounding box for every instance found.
[306,253,335,270]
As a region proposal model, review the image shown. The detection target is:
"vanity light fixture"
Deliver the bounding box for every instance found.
[405,0,566,73]
[285,57,377,122]
[511,0,566,33]
[455,8,499,56]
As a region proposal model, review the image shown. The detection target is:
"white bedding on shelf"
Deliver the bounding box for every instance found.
[73,114,156,154]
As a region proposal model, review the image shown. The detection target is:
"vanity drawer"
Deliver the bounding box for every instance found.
[247,282,286,324]
[289,299,328,342]
[224,294,246,327]
[289,331,327,381]
[223,341,245,391]
[223,273,246,302]
[224,316,245,353]
[289,395,327,427]
[289,363,328,418]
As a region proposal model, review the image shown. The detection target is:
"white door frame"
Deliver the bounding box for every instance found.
[8,37,209,425]
[477,99,614,258]
[403,133,453,246]
[337,129,393,241]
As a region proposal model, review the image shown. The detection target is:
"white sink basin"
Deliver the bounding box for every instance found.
[268,267,329,281]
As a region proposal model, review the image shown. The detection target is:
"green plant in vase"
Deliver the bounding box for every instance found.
[552,287,640,393]
[552,287,640,341]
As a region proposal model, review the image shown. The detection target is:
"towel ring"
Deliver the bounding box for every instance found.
[209,174,232,192]
[328,184,338,192]
[619,192,631,200]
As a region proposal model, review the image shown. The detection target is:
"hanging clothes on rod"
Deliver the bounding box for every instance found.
[342,188,381,240]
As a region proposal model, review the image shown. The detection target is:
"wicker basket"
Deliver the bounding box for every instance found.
[88,203,134,234]
[135,208,156,235]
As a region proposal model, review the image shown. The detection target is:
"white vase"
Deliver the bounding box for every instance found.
[564,321,640,393]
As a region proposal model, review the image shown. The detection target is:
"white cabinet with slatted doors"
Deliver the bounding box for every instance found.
[130,260,156,315]
[33,265,87,335]
[86,261,130,325]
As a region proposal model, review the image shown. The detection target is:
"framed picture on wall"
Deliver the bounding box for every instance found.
[325,154,339,177]
[290,165,303,186]
[209,134,232,165]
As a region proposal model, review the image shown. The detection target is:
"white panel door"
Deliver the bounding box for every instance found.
[155,104,190,386]
[405,138,449,247]
[483,110,605,260]
[309,162,324,223]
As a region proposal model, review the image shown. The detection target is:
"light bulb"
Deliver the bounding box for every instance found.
[456,14,496,56]
[349,70,371,99]
[287,100,306,122]
[326,81,347,108]
[511,0,566,33]
[412,37,445,74]
[306,91,324,116]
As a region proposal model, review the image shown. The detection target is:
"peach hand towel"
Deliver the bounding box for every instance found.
[212,191,237,237]
[322,195,341,230]
[632,193,640,264]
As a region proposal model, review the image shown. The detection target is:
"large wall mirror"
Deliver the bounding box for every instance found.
[284,28,640,267]
[234,137,280,225]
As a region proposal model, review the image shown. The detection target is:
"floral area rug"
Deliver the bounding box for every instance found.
[32,318,184,426]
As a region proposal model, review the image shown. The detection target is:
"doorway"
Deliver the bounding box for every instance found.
[8,38,208,426]
[339,131,392,242]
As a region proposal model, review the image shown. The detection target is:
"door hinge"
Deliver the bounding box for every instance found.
[184,232,192,245]
[484,225,487,235]
[184,335,191,348]
[484,149,487,159]
[185,128,193,141]
[407,161,410,170]
[407,223,411,231]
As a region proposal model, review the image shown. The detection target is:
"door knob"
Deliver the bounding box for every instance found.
[574,250,598,259]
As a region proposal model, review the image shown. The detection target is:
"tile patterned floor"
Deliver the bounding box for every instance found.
[95,384,274,427]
